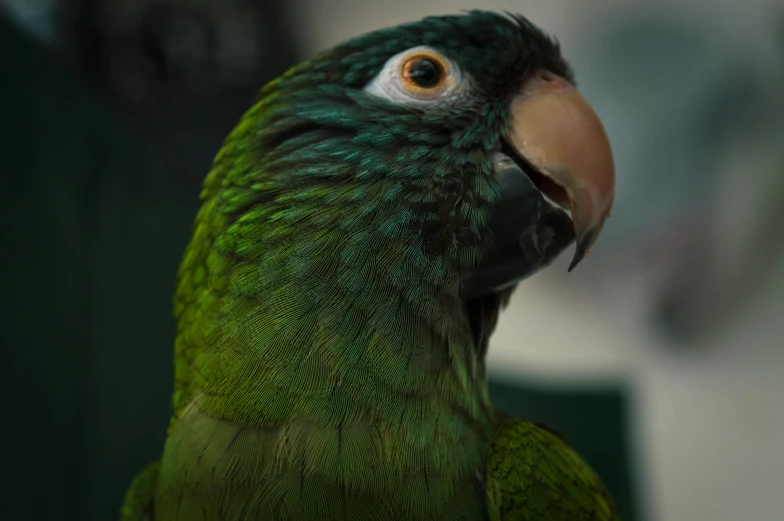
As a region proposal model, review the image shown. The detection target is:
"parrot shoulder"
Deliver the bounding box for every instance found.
[119,461,159,521]
[485,418,619,521]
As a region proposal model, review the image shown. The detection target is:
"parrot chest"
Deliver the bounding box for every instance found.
[155,396,492,520]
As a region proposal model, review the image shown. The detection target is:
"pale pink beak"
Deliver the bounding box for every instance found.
[505,70,615,270]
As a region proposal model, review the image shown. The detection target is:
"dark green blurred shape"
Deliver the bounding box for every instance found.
[0,15,639,521]
[0,14,195,521]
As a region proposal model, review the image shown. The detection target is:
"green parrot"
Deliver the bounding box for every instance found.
[120,10,617,521]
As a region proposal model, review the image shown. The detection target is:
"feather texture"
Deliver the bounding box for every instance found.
[486,420,618,521]
[120,11,616,521]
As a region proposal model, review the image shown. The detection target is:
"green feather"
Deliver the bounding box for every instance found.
[121,11,617,521]
[486,420,618,521]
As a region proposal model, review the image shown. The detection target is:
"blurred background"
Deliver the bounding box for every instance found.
[1,1,782,520]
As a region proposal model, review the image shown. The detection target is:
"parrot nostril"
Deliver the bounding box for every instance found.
[524,69,572,94]
[537,70,559,83]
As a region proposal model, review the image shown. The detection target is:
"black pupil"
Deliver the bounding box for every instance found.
[407,58,441,88]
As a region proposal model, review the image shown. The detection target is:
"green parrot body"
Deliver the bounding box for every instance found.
[121,11,619,521]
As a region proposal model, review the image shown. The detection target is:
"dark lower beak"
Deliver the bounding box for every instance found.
[461,70,615,300]
[460,153,575,300]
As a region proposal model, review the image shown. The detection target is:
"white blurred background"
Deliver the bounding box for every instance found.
[288,2,784,521]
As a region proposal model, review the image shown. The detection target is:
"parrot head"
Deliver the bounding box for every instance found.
[209,10,614,314]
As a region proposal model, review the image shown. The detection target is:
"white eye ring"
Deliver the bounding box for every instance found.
[364,46,468,108]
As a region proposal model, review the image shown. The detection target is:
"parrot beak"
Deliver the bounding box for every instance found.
[505,70,615,271]
[462,70,614,300]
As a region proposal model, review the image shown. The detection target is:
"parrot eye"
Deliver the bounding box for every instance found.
[364,46,467,108]
[400,53,447,92]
